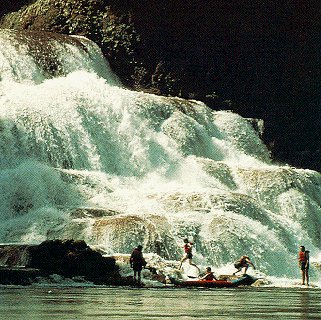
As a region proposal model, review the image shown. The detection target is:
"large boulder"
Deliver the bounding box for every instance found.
[28,239,119,281]
[0,240,120,285]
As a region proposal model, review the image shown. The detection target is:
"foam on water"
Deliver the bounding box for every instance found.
[0,30,320,286]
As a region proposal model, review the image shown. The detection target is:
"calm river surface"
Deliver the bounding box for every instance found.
[0,286,320,320]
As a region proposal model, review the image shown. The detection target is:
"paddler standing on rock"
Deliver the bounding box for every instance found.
[298,245,309,286]
[178,238,200,272]
[130,245,146,285]
[233,255,256,275]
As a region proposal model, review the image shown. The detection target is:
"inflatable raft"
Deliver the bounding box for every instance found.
[169,274,257,288]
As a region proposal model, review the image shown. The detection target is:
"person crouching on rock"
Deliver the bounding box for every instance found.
[233,255,255,275]
[130,245,147,285]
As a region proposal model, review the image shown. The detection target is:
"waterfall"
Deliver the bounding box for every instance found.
[0,29,320,280]
[0,29,120,84]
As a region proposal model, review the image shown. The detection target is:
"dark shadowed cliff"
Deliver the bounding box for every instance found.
[0,0,319,171]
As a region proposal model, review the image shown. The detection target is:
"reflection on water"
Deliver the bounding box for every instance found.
[0,286,320,320]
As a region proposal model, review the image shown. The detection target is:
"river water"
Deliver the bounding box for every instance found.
[1,285,320,320]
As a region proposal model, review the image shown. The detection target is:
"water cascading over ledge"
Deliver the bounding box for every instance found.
[0,28,120,84]
[0,29,320,279]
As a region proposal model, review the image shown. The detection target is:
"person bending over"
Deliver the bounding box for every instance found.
[233,255,255,275]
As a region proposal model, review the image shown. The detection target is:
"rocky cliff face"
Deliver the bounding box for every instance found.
[0,0,319,171]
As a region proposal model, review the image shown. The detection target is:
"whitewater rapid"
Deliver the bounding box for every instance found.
[0,29,320,285]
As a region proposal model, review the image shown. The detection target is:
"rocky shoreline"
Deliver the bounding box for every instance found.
[1,240,320,287]
[0,240,143,286]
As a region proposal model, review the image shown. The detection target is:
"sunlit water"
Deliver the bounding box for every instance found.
[0,286,320,320]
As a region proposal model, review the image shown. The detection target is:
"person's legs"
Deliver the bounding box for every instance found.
[233,267,242,275]
[179,256,187,269]
[305,269,309,286]
[301,270,305,285]
[188,259,200,272]
[233,262,242,275]
[300,262,306,284]
[137,271,141,284]
[133,270,137,283]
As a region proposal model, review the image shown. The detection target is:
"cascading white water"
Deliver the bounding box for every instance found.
[0,29,320,282]
[0,29,120,84]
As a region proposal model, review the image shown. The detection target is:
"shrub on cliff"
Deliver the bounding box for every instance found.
[0,0,143,88]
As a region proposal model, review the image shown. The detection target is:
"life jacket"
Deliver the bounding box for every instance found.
[204,273,215,280]
[184,243,192,253]
[298,251,306,262]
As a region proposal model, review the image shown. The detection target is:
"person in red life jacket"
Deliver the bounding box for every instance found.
[233,255,256,275]
[130,245,147,284]
[298,245,310,285]
[178,238,200,272]
[199,267,217,281]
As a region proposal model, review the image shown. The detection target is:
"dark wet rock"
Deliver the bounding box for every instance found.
[69,207,120,219]
[0,244,35,267]
[28,239,119,280]
[0,267,44,285]
[0,239,122,285]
